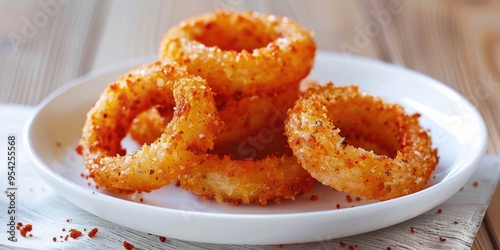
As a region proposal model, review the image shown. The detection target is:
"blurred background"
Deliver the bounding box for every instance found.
[0,0,499,247]
[0,0,498,109]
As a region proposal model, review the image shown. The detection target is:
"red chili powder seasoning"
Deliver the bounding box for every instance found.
[88,228,98,238]
[123,240,134,249]
[19,224,33,237]
[69,229,82,239]
[439,237,446,242]
[345,195,353,203]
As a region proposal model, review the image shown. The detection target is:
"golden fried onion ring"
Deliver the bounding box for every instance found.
[285,84,438,201]
[179,153,316,206]
[180,129,316,206]
[78,61,222,193]
[159,11,316,99]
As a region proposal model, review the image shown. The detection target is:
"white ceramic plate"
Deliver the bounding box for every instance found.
[25,51,487,245]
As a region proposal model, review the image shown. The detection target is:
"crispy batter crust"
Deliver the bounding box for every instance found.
[179,152,316,206]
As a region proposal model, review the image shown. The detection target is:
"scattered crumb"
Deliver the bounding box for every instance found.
[75,145,83,155]
[278,243,284,248]
[88,228,98,238]
[123,240,134,250]
[55,142,62,147]
[175,181,181,187]
[140,198,144,203]
[339,241,346,247]
[64,235,69,241]
[53,237,57,242]
[387,247,392,250]
[66,219,71,223]
[310,195,318,201]
[454,221,459,224]
[69,229,82,239]
[355,197,361,202]
[336,204,341,209]
[473,181,478,188]
[410,227,415,233]
[159,236,167,242]
[346,195,353,203]
[439,236,446,242]
[437,209,442,214]
[19,224,33,237]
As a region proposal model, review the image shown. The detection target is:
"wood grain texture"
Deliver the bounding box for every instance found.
[0,0,498,248]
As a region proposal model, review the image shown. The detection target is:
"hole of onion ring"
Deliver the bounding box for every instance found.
[125,106,174,149]
[193,20,275,52]
[209,128,288,160]
[333,119,400,159]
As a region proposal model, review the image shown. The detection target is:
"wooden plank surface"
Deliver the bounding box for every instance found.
[0,0,498,248]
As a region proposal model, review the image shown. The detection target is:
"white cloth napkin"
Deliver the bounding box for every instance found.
[1,104,499,250]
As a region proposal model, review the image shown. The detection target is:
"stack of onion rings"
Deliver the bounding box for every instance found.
[79,11,438,205]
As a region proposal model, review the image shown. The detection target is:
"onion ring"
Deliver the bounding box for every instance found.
[78,61,223,193]
[285,83,438,201]
[180,131,316,206]
[159,10,316,99]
